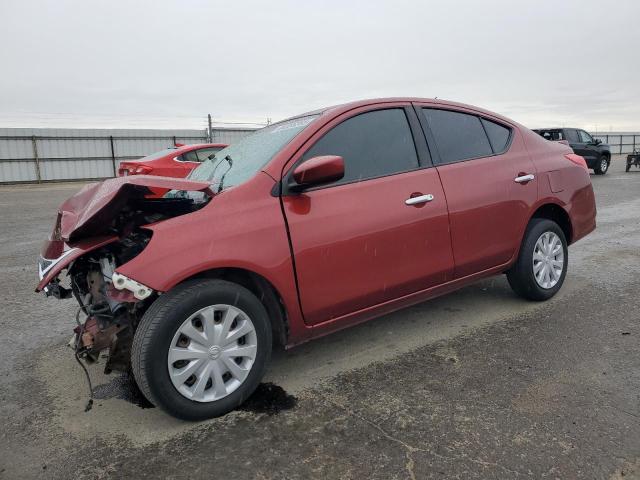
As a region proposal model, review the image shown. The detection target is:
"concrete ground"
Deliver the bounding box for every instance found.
[1,157,639,479]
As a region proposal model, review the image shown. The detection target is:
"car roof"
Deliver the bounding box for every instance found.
[282,97,516,126]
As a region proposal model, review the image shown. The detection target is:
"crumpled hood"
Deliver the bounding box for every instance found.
[57,175,213,242]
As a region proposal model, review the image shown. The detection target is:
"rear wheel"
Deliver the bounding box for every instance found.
[594,154,609,175]
[132,279,272,420]
[507,218,568,301]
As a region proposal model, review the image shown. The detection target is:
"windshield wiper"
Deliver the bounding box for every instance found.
[217,155,233,193]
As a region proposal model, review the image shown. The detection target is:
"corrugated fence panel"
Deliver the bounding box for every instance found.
[114,138,178,157]
[112,128,207,157]
[213,129,255,145]
[0,137,32,160]
[38,137,112,159]
[0,127,255,183]
[0,160,37,182]
[40,158,114,180]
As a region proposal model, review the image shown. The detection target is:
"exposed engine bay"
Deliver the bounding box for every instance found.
[70,230,153,375]
[39,184,211,380]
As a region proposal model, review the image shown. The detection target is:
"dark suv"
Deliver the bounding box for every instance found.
[534,128,611,174]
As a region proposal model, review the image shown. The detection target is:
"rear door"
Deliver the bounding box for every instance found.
[415,104,537,278]
[282,104,454,325]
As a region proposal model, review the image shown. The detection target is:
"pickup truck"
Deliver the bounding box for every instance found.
[533,128,611,174]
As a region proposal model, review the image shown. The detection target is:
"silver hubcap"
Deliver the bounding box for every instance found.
[601,158,608,171]
[167,304,257,403]
[533,231,564,289]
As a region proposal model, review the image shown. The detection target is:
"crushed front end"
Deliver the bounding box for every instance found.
[36,176,213,377]
[57,231,154,374]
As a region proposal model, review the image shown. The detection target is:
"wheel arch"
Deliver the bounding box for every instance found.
[530,202,573,245]
[180,267,289,349]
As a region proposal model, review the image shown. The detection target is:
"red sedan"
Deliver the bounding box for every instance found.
[37,98,596,420]
[118,143,227,178]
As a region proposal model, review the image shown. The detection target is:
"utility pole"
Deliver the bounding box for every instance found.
[208,114,213,143]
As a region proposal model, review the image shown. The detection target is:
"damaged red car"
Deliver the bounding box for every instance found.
[37,98,597,420]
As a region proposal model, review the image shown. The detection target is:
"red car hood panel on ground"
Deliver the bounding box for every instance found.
[57,175,213,242]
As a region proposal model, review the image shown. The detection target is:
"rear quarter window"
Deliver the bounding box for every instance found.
[196,147,224,161]
[537,130,565,141]
[422,108,493,164]
[564,129,580,143]
[481,118,511,154]
[180,150,199,162]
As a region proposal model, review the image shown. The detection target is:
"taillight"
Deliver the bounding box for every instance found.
[565,153,588,171]
[118,164,151,176]
[134,165,152,174]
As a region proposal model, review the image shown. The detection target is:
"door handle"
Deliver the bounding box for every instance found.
[514,174,535,183]
[405,194,434,205]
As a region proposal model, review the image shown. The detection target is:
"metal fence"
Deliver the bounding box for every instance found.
[0,127,257,184]
[592,133,640,155]
[3,127,637,183]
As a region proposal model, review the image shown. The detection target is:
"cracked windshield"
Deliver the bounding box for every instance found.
[189,114,319,191]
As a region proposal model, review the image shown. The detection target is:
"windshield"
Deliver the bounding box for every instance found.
[188,115,319,190]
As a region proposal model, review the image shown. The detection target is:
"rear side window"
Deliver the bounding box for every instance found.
[302,108,419,184]
[422,109,492,164]
[564,129,580,142]
[180,150,199,162]
[538,130,564,141]
[196,147,223,161]
[481,119,511,154]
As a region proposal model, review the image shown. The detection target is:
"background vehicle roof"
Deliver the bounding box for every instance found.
[177,143,228,151]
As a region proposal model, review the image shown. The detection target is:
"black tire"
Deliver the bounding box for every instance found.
[626,161,631,173]
[131,278,272,420]
[507,218,568,301]
[594,154,609,175]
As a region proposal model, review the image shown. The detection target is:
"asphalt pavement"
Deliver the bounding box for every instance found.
[1,157,639,479]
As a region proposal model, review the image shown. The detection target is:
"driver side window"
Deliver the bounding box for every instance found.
[578,130,593,143]
[301,108,419,186]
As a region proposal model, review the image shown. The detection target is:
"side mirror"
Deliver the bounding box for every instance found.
[289,155,344,191]
[594,138,602,145]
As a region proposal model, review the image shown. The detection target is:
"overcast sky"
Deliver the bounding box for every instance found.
[1,0,638,131]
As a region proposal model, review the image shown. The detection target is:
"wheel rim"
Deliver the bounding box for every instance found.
[601,158,608,172]
[167,304,258,403]
[532,231,564,289]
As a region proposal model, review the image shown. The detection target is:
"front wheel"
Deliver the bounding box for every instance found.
[594,155,609,175]
[507,218,568,301]
[131,279,272,420]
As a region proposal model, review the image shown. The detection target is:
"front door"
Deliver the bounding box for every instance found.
[576,129,599,165]
[282,105,454,325]
[416,105,538,278]
[565,129,590,163]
